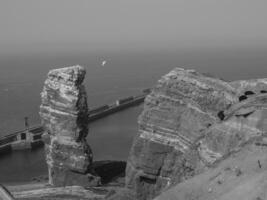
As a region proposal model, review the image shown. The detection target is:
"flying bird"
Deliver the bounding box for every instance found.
[101,60,107,66]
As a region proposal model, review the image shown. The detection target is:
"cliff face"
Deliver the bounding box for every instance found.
[125,68,267,200]
[199,93,267,164]
[39,66,99,187]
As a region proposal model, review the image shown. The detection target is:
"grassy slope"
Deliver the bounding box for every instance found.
[155,143,267,200]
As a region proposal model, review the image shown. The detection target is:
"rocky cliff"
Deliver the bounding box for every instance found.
[39,66,99,187]
[125,68,267,200]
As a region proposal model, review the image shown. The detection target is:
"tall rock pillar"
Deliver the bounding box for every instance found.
[39,66,99,186]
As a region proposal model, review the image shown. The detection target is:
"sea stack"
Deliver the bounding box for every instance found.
[39,66,99,186]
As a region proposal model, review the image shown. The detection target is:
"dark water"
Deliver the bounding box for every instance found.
[0,48,267,183]
[0,105,142,183]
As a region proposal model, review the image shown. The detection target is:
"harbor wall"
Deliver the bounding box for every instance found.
[0,89,150,153]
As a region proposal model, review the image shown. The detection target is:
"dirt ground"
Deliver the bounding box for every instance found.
[155,142,267,200]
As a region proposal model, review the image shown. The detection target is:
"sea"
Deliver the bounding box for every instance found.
[0,47,267,183]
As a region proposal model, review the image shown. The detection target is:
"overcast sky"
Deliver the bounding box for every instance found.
[1,0,267,55]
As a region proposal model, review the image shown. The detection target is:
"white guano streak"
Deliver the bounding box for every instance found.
[139,130,189,152]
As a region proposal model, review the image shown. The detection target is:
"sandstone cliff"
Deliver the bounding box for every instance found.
[39,66,99,187]
[125,68,267,200]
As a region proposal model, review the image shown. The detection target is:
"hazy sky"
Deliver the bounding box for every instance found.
[1,0,267,55]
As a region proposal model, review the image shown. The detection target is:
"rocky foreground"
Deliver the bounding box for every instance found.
[154,140,267,200]
[3,160,126,200]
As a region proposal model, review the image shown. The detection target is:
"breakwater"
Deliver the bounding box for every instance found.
[0,89,150,154]
[88,93,146,122]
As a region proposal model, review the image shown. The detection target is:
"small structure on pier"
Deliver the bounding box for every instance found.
[0,124,44,154]
[11,117,33,150]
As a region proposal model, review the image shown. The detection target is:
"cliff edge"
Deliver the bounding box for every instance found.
[124,68,267,200]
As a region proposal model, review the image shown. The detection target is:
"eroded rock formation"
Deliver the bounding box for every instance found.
[125,68,267,200]
[39,66,99,187]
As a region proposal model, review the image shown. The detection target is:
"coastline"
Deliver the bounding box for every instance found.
[3,160,127,200]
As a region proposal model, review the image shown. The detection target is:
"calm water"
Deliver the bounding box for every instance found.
[0,105,143,183]
[0,48,267,183]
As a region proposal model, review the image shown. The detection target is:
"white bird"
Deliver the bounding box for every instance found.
[101,60,107,66]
